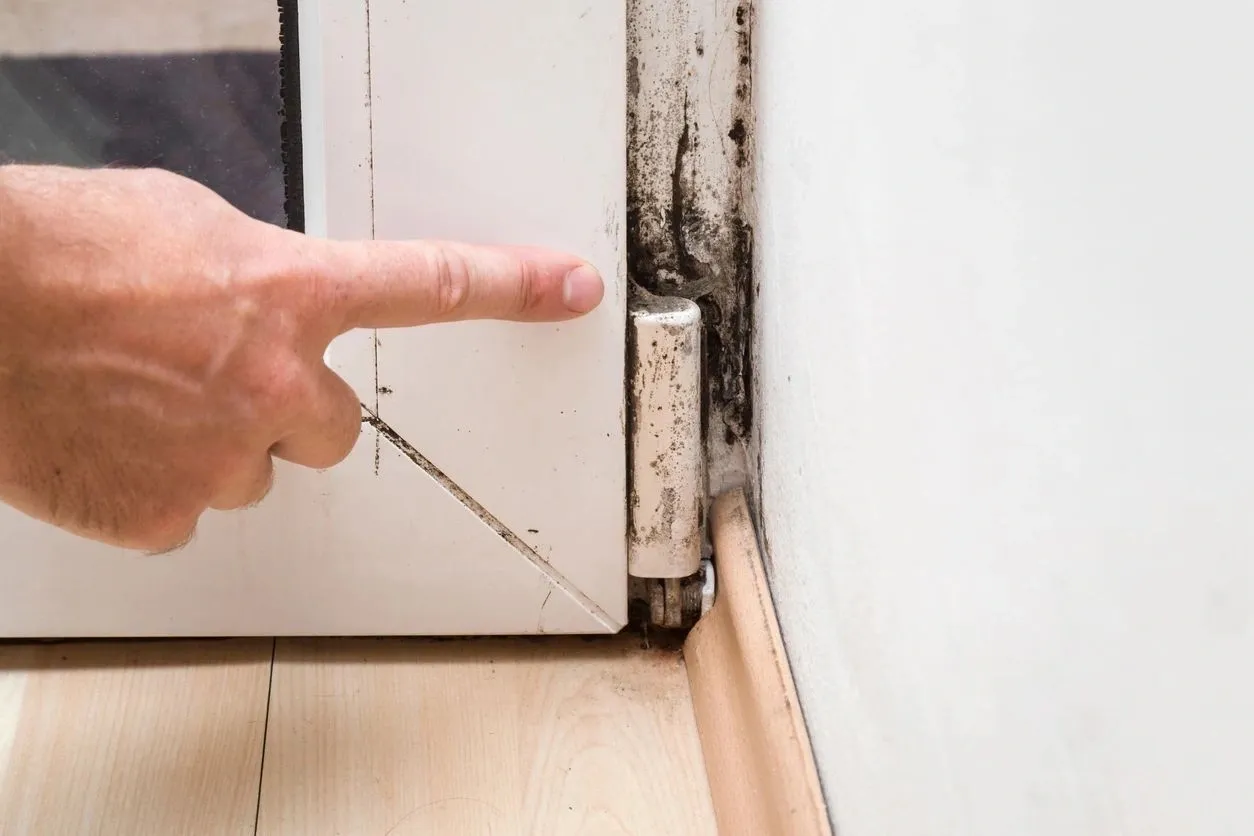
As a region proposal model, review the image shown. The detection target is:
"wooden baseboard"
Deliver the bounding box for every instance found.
[684,489,832,836]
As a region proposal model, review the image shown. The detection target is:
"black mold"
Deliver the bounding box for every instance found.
[626,0,756,453]
[278,0,303,232]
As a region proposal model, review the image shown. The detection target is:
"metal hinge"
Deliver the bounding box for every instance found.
[627,291,714,628]
[629,558,716,630]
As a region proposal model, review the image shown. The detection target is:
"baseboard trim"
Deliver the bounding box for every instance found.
[684,489,832,836]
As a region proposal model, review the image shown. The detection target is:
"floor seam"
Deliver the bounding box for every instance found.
[251,638,277,835]
[360,406,621,631]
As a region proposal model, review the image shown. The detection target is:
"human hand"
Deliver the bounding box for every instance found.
[0,165,604,552]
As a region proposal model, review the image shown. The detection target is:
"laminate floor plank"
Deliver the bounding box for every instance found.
[0,639,273,836]
[256,636,717,836]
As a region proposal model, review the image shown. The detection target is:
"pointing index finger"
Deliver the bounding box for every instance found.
[306,238,605,333]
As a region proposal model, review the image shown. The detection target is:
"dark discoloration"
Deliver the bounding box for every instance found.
[727,117,748,167]
[670,99,697,281]
[278,0,303,231]
[626,579,695,646]
[626,0,756,458]
[627,54,641,99]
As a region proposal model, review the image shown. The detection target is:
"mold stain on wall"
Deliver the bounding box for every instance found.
[627,0,755,493]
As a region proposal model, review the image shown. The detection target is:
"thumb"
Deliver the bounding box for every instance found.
[304,238,605,332]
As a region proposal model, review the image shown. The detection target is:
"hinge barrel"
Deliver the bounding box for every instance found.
[628,295,704,578]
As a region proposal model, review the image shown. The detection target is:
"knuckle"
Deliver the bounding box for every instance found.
[430,249,471,317]
[146,523,198,554]
[240,458,276,508]
[116,504,200,553]
[337,400,365,455]
[322,388,364,467]
[327,420,362,467]
[253,460,277,505]
[514,260,544,314]
[206,450,271,512]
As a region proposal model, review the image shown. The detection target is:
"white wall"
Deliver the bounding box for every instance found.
[753,1,1254,834]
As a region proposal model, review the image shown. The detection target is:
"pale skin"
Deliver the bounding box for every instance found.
[0,164,605,553]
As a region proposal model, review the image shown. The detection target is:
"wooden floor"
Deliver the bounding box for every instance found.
[0,636,717,835]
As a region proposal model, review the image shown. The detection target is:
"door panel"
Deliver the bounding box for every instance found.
[363,0,627,614]
[0,0,627,636]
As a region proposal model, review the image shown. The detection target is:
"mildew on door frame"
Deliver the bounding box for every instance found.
[627,0,755,495]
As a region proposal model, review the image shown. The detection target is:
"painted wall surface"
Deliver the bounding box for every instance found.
[753,1,1254,833]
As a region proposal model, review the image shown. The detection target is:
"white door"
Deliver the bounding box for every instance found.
[0,0,628,636]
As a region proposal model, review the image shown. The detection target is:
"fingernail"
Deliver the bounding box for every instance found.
[562,265,604,314]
